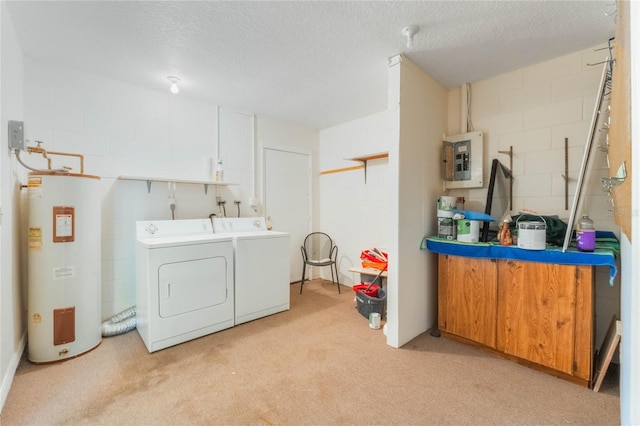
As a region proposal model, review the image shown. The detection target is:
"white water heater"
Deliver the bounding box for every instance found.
[27,172,102,363]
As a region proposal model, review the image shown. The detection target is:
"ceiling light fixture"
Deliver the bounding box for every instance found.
[167,76,181,94]
[402,25,419,49]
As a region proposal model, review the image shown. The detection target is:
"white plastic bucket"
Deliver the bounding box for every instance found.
[456,219,480,243]
[437,196,457,217]
[517,221,546,250]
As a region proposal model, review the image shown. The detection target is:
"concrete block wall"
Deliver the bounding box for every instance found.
[449,44,615,230]
[446,43,620,350]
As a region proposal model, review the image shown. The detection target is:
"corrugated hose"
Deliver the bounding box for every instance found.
[101,306,136,337]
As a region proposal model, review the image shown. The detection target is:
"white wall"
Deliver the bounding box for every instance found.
[23,58,220,318]
[317,110,391,284]
[445,44,620,349]
[218,108,255,218]
[21,59,270,319]
[0,2,26,411]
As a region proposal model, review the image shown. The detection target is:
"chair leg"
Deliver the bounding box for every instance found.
[329,263,340,294]
[300,265,306,294]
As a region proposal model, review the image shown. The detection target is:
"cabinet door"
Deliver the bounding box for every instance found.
[439,255,497,348]
[497,260,578,375]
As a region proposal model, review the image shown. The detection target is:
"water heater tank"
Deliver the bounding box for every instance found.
[27,172,102,363]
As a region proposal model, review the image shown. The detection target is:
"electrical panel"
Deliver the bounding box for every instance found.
[8,120,25,150]
[441,131,483,189]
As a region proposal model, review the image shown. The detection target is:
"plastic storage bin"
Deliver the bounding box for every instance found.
[355,288,386,320]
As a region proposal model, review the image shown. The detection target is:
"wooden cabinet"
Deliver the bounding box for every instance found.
[438,255,497,348]
[438,254,594,386]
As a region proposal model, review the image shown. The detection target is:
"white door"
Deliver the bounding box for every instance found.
[264,148,310,283]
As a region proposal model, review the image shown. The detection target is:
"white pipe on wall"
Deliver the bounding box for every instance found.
[460,83,468,134]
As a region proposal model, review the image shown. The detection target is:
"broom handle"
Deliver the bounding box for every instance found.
[365,266,387,292]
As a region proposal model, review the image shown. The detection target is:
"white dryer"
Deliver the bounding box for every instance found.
[136,219,234,352]
[212,217,290,325]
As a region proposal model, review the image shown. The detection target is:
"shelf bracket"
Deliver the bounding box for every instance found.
[345,152,389,184]
[145,180,152,193]
[358,159,370,184]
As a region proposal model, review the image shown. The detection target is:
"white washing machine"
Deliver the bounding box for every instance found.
[212,217,290,325]
[136,219,234,352]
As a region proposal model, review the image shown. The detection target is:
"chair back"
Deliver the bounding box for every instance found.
[302,232,335,262]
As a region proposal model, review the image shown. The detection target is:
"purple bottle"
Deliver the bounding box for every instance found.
[576,214,596,252]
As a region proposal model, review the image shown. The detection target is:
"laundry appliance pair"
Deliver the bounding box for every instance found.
[135,217,289,353]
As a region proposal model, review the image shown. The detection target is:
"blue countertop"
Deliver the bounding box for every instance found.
[421,233,619,285]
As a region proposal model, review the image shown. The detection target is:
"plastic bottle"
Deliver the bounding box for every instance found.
[215,160,224,182]
[576,214,595,252]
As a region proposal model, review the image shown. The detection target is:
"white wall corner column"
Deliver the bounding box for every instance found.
[385,54,448,348]
[621,0,640,423]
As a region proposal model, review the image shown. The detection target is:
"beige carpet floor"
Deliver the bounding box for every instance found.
[1,279,620,425]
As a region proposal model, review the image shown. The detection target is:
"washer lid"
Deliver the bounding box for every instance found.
[232,230,290,240]
[136,219,213,239]
[138,233,232,248]
[212,217,268,233]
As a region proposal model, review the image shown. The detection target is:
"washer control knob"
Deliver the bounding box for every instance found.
[146,224,158,235]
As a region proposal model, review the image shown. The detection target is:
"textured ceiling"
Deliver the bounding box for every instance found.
[5,1,615,129]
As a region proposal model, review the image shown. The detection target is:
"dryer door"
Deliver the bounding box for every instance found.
[158,257,228,318]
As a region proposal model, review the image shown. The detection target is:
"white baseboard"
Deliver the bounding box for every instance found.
[0,331,26,414]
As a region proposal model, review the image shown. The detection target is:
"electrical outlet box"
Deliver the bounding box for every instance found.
[8,120,25,150]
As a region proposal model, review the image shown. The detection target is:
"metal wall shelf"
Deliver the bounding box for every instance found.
[118,175,235,194]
